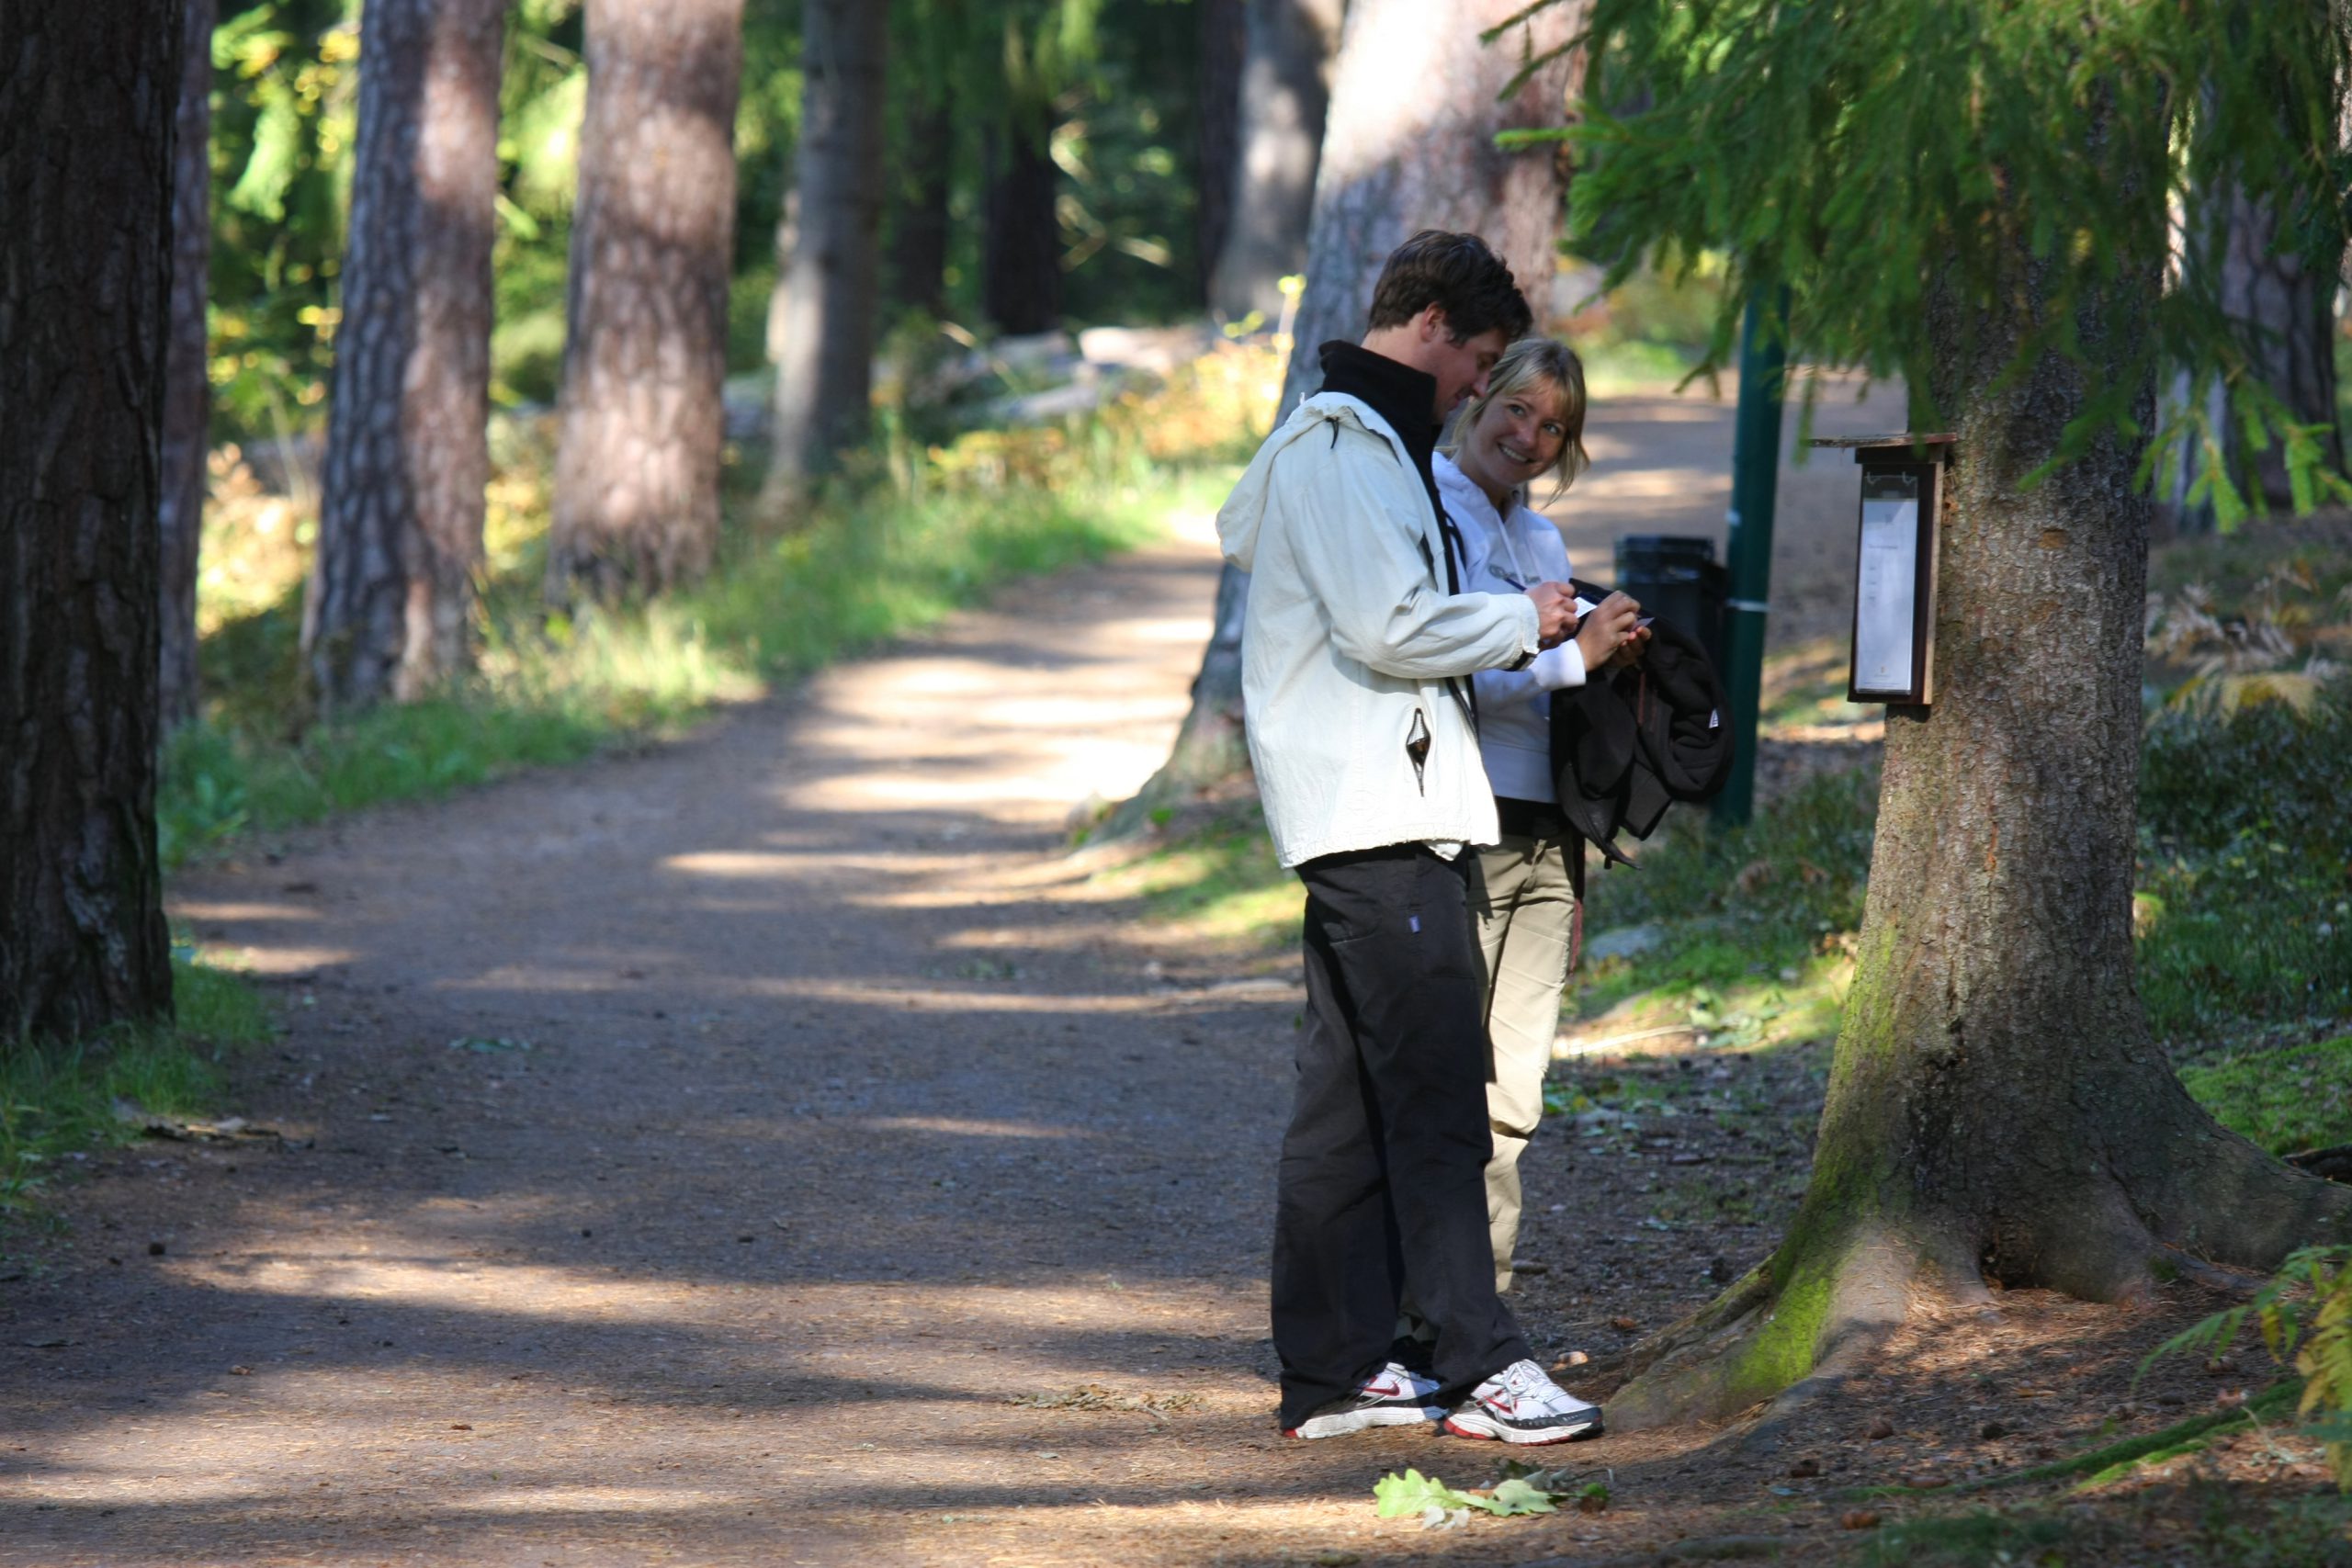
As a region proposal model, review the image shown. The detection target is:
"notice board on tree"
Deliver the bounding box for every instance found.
[1810,434,1952,706]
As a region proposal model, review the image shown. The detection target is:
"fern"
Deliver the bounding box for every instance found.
[2296,1253,2352,1487]
[2143,1245,2352,1488]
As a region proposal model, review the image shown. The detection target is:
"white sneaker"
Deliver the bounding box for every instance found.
[1442,1358,1604,1444]
[1283,1361,1446,1438]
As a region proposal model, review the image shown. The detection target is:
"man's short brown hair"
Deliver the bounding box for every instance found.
[1364,230,1532,344]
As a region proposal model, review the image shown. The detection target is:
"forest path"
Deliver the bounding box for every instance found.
[4,379,1899,1567]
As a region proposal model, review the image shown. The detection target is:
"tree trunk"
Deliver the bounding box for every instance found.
[765,0,888,488]
[2165,122,2347,533]
[1194,0,1248,310]
[0,0,181,1043]
[885,84,952,320]
[1606,235,2352,1433]
[1207,0,1342,327]
[158,0,217,735]
[982,120,1061,336]
[1121,0,1577,831]
[2216,187,2345,513]
[884,82,950,321]
[306,0,504,713]
[548,0,745,601]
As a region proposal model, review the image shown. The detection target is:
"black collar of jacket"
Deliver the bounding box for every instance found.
[1316,341,1442,490]
[1314,341,1481,727]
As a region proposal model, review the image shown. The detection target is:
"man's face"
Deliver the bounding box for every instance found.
[1423,319,1510,423]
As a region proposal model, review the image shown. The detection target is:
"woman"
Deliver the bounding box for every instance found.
[1436,335,1641,1295]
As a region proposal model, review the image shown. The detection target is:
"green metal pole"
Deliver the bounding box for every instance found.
[1712,291,1789,827]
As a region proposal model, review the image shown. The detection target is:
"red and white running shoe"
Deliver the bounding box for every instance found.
[1283,1361,1446,1439]
[1442,1359,1604,1444]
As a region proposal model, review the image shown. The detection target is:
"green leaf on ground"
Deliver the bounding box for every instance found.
[1374,1469,1476,1518]
[1373,1468,1566,1520]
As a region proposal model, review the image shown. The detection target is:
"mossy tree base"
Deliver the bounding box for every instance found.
[1606,222,2352,1433]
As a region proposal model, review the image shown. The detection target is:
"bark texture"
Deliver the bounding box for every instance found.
[548,0,744,601]
[306,0,504,712]
[1193,0,1248,308]
[1123,0,1577,829]
[158,0,218,733]
[0,0,181,1042]
[982,120,1062,336]
[1608,239,2352,1433]
[766,0,888,487]
[1207,0,1341,326]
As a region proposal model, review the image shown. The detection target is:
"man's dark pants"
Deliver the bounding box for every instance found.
[1272,842,1533,1428]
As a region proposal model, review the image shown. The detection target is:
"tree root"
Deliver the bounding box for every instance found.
[1602,1142,2352,1434]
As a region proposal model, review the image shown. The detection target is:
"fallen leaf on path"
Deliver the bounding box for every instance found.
[1841,1510,1882,1530]
[1375,1467,1584,1524]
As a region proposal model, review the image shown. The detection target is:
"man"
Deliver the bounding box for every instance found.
[1218,231,1638,1443]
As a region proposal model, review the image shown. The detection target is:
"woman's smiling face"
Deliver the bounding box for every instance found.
[1466,378,1570,494]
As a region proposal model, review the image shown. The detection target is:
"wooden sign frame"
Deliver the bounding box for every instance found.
[1809,434,1952,707]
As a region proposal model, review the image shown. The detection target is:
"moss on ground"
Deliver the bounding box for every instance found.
[2178,1034,2352,1156]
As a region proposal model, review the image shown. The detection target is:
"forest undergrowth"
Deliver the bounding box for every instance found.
[160,342,1281,869]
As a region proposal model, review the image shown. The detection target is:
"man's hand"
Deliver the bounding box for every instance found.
[1526,581,1578,647]
[1573,592,1643,670]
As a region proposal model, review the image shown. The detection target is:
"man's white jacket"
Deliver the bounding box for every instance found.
[1217,391,1542,868]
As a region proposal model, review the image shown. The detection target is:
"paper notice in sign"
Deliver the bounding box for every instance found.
[1854,471,1920,694]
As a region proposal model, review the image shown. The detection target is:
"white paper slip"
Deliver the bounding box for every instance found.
[1854,471,1920,693]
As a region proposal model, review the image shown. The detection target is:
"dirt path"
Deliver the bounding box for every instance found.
[10,379,2239,1567]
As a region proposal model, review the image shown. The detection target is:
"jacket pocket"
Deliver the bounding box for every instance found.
[1404,708,1430,796]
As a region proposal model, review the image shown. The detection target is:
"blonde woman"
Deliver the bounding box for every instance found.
[1435,337,1642,1295]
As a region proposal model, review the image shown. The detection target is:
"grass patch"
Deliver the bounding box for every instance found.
[1579,671,2350,1054]
[1,952,274,1219]
[1101,803,1300,956]
[1568,766,1874,1048]
[2136,682,2352,1041]
[2179,1036,2352,1156]
[1861,1509,2085,1566]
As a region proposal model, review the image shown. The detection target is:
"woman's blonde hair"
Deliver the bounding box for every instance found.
[1444,336,1591,500]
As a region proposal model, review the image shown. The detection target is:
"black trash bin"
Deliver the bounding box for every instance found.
[1612,535,1726,671]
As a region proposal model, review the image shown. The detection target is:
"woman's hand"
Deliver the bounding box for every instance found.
[1573,592,1642,670]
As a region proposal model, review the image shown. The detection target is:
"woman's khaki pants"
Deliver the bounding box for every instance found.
[1469,827,1577,1292]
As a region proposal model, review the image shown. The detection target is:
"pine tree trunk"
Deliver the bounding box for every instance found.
[1194,0,1248,309]
[766,0,888,487]
[1607,235,2352,1433]
[0,0,181,1043]
[1124,0,1577,829]
[982,121,1061,336]
[548,0,745,601]
[306,0,504,712]
[1207,0,1342,326]
[158,0,217,735]
[2217,188,2345,513]
[885,85,952,320]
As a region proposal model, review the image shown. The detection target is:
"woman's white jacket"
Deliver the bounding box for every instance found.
[1216,391,1541,868]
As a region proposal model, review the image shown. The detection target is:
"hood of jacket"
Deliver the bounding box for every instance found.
[1216,392,1410,574]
